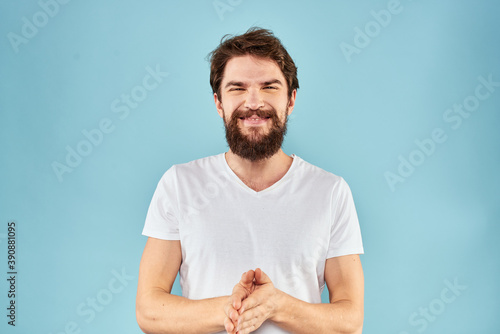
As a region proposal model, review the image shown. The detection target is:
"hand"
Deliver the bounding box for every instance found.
[234,268,279,334]
[224,270,256,334]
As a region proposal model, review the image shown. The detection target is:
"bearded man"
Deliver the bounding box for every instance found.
[136,28,364,334]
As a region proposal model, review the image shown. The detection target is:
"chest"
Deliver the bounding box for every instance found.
[178,189,331,268]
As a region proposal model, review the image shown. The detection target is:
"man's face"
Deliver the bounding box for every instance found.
[214,55,296,161]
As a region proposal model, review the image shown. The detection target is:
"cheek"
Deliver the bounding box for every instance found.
[222,111,231,124]
[223,110,238,126]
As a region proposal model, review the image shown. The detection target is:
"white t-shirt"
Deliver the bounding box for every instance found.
[143,153,363,334]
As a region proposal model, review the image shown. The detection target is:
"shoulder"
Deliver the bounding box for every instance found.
[157,153,226,187]
[292,155,347,189]
[290,155,355,202]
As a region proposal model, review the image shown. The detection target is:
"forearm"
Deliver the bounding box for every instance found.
[271,290,363,334]
[136,288,227,334]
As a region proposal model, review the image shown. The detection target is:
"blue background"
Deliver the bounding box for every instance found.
[1,0,499,333]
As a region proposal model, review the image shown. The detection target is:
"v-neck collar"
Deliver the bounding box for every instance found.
[220,153,298,196]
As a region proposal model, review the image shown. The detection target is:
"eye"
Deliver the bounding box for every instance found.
[264,86,278,90]
[229,87,244,91]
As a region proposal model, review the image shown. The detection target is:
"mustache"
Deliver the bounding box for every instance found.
[232,108,276,119]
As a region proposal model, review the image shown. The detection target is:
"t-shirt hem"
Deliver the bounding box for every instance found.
[326,248,364,259]
[142,228,180,241]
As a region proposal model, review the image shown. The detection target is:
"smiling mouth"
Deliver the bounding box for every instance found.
[239,115,271,126]
[239,116,271,120]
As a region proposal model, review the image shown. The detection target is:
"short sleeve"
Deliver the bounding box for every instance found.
[142,166,180,240]
[327,177,364,258]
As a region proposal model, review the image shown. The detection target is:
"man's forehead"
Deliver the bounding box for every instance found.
[222,55,284,83]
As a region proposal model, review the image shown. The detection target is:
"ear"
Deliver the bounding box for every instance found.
[286,89,297,116]
[214,93,224,118]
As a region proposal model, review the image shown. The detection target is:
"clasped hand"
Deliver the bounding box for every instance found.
[224,268,279,334]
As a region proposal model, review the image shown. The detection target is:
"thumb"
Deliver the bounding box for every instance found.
[232,294,242,310]
[241,270,255,285]
[254,268,271,284]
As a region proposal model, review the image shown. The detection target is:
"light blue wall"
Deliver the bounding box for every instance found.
[1,1,499,333]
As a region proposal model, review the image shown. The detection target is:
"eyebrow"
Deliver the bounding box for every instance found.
[225,81,245,88]
[224,79,284,89]
[262,79,283,86]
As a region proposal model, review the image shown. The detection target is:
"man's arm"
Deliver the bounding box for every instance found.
[233,254,364,334]
[136,237,228,334]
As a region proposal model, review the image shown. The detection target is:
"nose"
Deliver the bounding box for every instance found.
[244,89,264,110]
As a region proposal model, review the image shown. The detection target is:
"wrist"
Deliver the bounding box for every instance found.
[270,288,287,323]
[219,296,232,328]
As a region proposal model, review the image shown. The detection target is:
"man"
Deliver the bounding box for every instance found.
[136,27,364,334]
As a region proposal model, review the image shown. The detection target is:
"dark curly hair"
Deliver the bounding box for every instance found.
[208,27,299,99]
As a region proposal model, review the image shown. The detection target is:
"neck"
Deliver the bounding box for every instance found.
[225,149,293,192]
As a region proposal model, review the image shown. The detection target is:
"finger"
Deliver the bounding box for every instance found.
[239,270,255,289]
[239,292,260,315]
[224,316,234,333]
[254,268,271,284]
[224,300,240,323]
[236,308,261,334]
[231,285,250,310]
[231,271,256,310]
[244,269,255,283]
[241,270,251,282]
[232,293,243,310]
[230,308,239,323]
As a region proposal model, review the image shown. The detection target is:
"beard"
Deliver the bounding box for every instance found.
[223,107,288,162]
